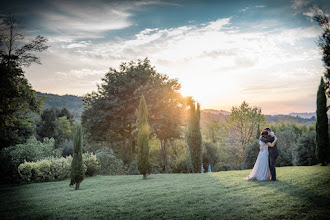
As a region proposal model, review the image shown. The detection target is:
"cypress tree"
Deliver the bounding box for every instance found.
[70,123,84,189]
[187,98,203,173]
[137,95,151,179]
[316,77,329,165]
[256,123,260,139]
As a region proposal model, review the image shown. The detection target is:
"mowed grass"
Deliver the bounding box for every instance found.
[1,166,329,220]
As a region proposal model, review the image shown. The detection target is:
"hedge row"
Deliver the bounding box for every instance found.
[18,153,100,182]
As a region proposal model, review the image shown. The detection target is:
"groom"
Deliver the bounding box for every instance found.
[261,128,279,181]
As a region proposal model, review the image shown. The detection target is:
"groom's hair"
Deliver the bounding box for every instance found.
[264,128,271,132]
[261,130,268,138]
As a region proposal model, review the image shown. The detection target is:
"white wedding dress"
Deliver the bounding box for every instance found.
[245,140,271,181]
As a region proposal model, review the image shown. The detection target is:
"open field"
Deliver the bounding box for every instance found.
[1,165,329,219]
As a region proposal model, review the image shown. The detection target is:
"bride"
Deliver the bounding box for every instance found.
[244,130,277,181]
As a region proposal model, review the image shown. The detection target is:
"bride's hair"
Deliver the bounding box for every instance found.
[261,130,268,139]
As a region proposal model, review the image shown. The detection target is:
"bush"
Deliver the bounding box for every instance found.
[83,153,101,176]
[17,162,34,182]
[169,145,192,173]
[292,130,318,166]
[17,153,100,183]
[202,141,220,171]
[0,137,55,184]
[241,140,260,169]
[61,140,73,157]
[33,160,52,182]
[213,162,232,171]
[275,127,297,166]
[51,156,72,180]
[9,137,55,164]
[127,157,140,175]
[96,148,126,175]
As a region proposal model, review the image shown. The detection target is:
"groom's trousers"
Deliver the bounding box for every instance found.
[269,156,277,181]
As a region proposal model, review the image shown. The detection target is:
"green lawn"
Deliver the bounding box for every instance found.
[1,166,329,220]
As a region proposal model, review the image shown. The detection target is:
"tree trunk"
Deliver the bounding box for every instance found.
[75,182,80,190]
[143,174,147,179]
[122,138,127,161]
[130,137,134,161]
[161,139,168,172]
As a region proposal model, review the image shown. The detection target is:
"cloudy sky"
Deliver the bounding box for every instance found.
[2,0,330,114]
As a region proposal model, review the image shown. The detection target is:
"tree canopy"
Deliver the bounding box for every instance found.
[82,58,185,162]
[0,15,48,149]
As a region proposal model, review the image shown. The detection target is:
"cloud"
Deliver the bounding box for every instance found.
[303,5,325,20]
[291,0,309,10]
[25,14,323,113]
[291,0,328,21]
[39,1,132,34]
[38,0,180,39]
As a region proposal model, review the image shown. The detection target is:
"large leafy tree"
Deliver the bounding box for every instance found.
[136,95,151,179]
[0,15,49,149]
[36,107,73,147]
[82,58,184,164]
[316,77,329,165]
[226,101,266,163]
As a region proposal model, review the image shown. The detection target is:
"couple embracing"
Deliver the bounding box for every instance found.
[244,128,279,181]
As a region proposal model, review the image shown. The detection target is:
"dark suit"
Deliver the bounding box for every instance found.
[260,135,279,181]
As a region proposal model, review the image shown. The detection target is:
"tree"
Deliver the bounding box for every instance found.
[36,107,73,147]
[256,123,260,139]
[136,95,151,179]
[242,139,259,169]
[70,123,84,190]
[204,117,223,143]
[292,130,317,166]
[186,97,202,173]
[316,77,329,165]
[226,101,265,163]
[0,15,49,67]
[82,58,184,164]
[315,13,330,102]
[0,15,48,149]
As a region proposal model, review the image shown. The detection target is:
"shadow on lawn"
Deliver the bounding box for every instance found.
[253,178,330,211]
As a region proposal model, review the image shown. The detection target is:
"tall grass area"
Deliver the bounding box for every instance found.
[1,166,329,219]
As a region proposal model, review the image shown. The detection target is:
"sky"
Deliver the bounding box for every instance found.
[1,0,330,114]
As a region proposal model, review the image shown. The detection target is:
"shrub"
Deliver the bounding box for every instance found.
[17,153,99,183]
[51,156,72,180]
[17,162,34,182]
[241,140,260,169]
[292,130,318,166]
[0,137,55,184]
[275,127,297,166]
[213,162,232,171]
[96,148,126,175]
[83,153,100,176]
[202,141,220,171]
[127,157,140,175]
[33,160,52,182]
[9,137,55,164]
[169,145,191,173]
[61,140,73,157]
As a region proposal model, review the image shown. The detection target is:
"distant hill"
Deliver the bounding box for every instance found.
[289,112,316,119]
[265,114,316,126]
[202,109,231,115]
[36,92,84,121]
[35,93,320,125]
[200,109,317,126]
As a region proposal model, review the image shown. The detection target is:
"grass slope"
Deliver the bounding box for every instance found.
[1,166,329,219]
